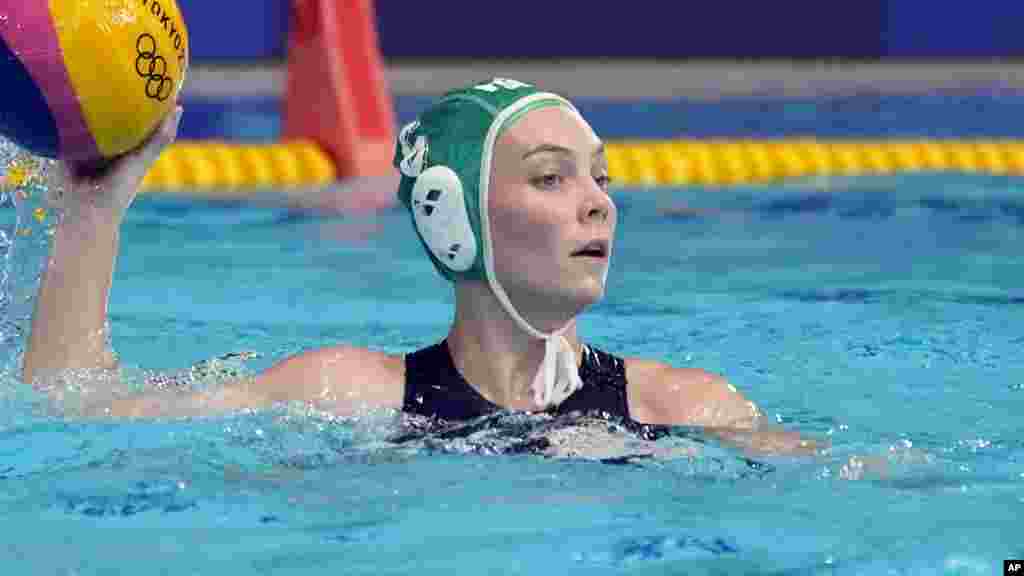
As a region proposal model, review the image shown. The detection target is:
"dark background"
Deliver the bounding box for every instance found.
[177,0,1024,62]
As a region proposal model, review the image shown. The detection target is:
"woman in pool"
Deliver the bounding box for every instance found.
[22,78,814,456]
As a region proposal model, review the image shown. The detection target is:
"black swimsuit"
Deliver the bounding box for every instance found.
[399,341,776,472]
[402,339,666,439]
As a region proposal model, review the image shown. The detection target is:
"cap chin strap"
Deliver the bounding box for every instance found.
[534,329,584,408]
[488,282,584,408]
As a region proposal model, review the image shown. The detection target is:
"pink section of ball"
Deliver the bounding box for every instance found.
[0,1,102,161]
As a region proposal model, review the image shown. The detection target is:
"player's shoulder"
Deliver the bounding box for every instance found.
[624,356,761,427]
[255,345,406,414]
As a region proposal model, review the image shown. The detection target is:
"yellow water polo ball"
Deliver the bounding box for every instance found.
[0,0,189,163]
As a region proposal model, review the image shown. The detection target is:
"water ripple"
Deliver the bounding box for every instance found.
[780,288,878,303]
[757,194,833,216]
[55,481,197,518]
[575,532,741,567]
[776,288,1024,306]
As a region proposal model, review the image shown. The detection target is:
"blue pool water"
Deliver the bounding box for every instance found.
[0,169,1021,574]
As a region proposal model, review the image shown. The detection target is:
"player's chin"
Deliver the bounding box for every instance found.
[566,277,607,308]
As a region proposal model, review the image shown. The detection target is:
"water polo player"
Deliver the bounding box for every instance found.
[22,79,816,456]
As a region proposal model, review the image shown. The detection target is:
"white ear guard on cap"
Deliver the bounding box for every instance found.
[410,165,478,272]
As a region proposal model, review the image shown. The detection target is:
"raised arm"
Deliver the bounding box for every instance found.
[19,108,406,420]
[22,107,183,386]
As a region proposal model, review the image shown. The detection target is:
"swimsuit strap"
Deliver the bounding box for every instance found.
[552,344,631,420]
[553,345,672,440]
[402,340,501,421]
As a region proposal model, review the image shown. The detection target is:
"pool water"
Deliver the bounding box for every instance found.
[0,172,1021,575]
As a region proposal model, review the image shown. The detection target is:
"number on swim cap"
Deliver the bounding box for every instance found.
[474,78,531,93]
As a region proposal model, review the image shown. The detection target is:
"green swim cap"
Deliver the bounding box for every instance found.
[394,78,578,283]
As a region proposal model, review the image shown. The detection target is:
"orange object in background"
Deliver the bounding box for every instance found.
[284,0,396,180]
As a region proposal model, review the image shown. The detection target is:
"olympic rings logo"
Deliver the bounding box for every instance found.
[135,34,173,102]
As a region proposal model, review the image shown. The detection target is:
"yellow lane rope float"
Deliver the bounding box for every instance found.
[139,140,337,194]
[135,138,1024,194]
[602,139,1024,186]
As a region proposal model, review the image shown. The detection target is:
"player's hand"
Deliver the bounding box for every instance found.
[57,105,182,219]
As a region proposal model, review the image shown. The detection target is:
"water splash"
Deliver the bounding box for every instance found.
[0,138,60,380]
[386,410,751,467]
